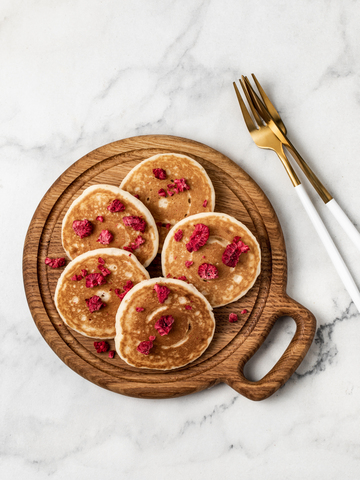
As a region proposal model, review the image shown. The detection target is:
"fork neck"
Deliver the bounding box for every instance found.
[275,147,301,187]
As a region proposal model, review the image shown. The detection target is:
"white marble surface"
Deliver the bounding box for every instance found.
[1,1,360,478]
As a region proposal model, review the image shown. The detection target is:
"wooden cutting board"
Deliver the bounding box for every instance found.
[23,135,316,401]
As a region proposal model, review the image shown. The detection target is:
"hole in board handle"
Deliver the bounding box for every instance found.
[243,316,296,382]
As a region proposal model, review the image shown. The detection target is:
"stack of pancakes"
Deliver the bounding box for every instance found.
[53,153,261,370]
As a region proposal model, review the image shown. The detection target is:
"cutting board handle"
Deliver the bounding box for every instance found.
[224,294,316,401]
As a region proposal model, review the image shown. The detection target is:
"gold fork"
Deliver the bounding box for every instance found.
[242,74,360,253]
[233,79,360,312]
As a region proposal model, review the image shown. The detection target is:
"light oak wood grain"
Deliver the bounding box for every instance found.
[23,135,316,401]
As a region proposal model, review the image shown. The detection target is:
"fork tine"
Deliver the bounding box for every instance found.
[251,74,286,132]
[239,76,263,126]
[242,76,272,123]
[233,82,257,132]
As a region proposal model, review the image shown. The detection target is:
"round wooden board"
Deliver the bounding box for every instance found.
[23,135,316,401]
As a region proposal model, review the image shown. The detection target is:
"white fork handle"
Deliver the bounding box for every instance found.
[326,198,360,252]
[295,184,360,312]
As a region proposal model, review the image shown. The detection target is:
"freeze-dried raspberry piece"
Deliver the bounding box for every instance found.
[167,183,178,196]
[71,274,83,281]
[153,168,167,180]
[203,200,208,207]
[241,309,248,314]
[122,216,146,233]
[185,261,193,268]
[72,219,93,239]
[176,276,188,282]
[96,216,104,222]
[186,223,210,252]
[98,257,105,265]
[174,178,190,192]
[185,305,192,310]
[165,223,171,230]
[86,295,106,313]
[158,188,167,197]
[124,235,145,253]
[166,273,172,278]
[85,273,107,288]
[81,269,87,277]
[108,350,115,359]
[229,313,238,323]
[133,194,140,199]
[154,315,174,336]
[45,257,66,268]
[115,280,134,301]
[174,229,183,242]
[96,229,113,245]
[222,237,250,267]
[136,307,145,312]
[107,199,125,212]
[198,263,219,280]
[97,264,111,277]
[137,336,155,355]
[94,341,109,353]
[154,284,170,303]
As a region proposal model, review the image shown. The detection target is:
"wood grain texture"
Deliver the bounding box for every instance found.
[23,135,316,401]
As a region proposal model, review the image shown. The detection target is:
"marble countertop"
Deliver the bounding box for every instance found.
[2,1,360,478]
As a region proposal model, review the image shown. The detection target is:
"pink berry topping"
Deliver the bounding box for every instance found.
[96,216,104,222]
[71,274,83,281]
[107,199,125,212]
[203,200,208,207]
[167,183,178,196]
[45,257,66,268]
[123,235,145,253]
[85,295,106,313]
[98,257,105,265]
[176,276,188,282]
[81,269,87,277]
[229,313,238,323]
[94,341,109,353]
[85,273,107,288]
[114,280,134,301]
[153,168,167,180]
[122,216,146,233]
[198,263,219,280]
[241,309,248,314]
[186,224,210,252]
[108,350,115,359]
[174,178,190,192]
[154,315,174,336]
[174,229,183,242]
[158,188,167,197]
[137,336,155,355]
[98,264,111,277]
[222,237,250,268]
[185,260,194,268]
[96,229,113,245]
[72,219,93,239]
[136,307,145,312]
[154,284,170,303]
[185,305,192,310]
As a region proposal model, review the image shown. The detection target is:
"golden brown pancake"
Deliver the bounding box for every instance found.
[161,212,261,308]
[120,153,215,250]
[115,278,215,370]
[61,185,158,267]
[55,248,150,339]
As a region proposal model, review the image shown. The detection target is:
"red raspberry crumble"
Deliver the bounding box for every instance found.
[122,216,146,233]
[241,309,248,314]
[165,223,171,230]
[45,257,66,268]
[98,264,111,276]
[174,229,183,241]
[98,257,105,265]
[94,341,109,353]
[123,235,145,253]
[185,261,193,268]
[158,188,167,197]
[81,269,88,277]
[86,296,106,313]
[133,194,140,199]
[154,284,170,303]
[114,280,134,301]
[185,305,192,310]
[203,200,208,207]
[72,219,93,239]
[186,224,210,252]
[108,350,115,359]
[136,307,145,312]
[198,263,219,280]
[229,313,238,323]
[176,276,188,282]
[166,273,172,278]
[96,229,114,245]
[154,315,174,336]
[153,168,167,180]
[71,274,83,281]
[167,183,178,196]
[174,178,190,192]
[137,336,156,355]
[85,273,107,288]
[222,237,250,268]
[96,216,104,222]
[107,199,125,212]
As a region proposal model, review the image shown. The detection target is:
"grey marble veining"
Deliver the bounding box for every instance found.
[1,1,360,478]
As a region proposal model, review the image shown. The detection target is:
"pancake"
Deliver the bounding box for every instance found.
[115,278,215,370]
[161,212,261,308]
[55,248,150,339]
[119,153,215,250]
[61,185,158,267]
